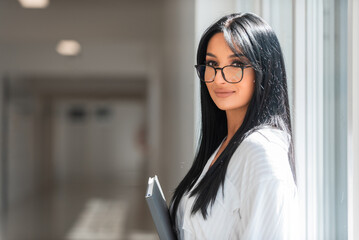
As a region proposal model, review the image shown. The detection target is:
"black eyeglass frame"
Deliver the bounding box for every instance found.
[194,64,252,84]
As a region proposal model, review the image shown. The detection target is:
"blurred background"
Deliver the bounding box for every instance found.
[0,0,358,240]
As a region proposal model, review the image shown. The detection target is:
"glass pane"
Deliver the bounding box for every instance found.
[204,66,215,82]
[323,0,348,238]
[224,66,243,82]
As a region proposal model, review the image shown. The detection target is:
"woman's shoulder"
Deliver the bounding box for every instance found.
[241,126,290,152]
[228,126,293,184]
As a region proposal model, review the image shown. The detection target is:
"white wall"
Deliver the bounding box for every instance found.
[160,0,196,196]
[7,95,38,204]
[0,77,4,212]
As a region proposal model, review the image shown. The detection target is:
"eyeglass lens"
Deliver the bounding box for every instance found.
[197,65,243,83]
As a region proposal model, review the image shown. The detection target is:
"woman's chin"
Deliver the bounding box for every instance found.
[215,103,233,111]
[215,103,249,112]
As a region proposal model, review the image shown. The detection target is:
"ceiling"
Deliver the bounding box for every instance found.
[0,0,164,44]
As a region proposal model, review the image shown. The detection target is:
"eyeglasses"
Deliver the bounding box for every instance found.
[194,64,252,83]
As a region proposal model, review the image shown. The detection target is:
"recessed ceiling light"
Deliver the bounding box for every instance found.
[18,0,49,8]
[56,40,81,56]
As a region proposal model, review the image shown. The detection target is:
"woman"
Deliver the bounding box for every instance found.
[170,13,299,239]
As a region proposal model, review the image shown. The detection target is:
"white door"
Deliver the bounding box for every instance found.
[52,98,146,187]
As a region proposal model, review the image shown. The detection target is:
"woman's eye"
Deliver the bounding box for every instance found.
[231,60,245,67]
[205,60,217,66]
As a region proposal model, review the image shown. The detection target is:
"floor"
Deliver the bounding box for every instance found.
[0,181,158,240]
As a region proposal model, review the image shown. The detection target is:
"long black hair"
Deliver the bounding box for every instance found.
[170,12,295,226]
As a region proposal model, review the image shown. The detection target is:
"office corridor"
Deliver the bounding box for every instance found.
[1,181,157,240]
[0,98,158,240]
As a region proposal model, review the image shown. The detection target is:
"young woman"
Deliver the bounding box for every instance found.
[170,13,299,239]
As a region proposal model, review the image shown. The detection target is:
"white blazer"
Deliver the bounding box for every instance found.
[175,127,299,240]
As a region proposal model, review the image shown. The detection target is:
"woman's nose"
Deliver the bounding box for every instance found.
[213,69,226,84]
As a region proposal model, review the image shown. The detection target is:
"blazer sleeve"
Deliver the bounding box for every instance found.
[240,179,299,240]
[237,129,300,240]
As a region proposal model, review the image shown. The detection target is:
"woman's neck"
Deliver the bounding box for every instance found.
[225,106,248,141]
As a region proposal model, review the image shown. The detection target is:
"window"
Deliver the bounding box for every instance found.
[195,0,356,238]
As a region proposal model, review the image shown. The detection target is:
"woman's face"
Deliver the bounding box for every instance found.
[205,32,256,112]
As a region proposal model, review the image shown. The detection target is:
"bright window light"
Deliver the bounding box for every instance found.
[56,40,81,56]
[18,0,49,8]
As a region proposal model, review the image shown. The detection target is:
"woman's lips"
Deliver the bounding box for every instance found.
[214,91,235,98]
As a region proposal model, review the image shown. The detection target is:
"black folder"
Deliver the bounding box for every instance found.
[145,175,177,240]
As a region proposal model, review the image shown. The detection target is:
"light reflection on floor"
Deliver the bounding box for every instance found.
[0,182,158,240]
[66,199,127,240]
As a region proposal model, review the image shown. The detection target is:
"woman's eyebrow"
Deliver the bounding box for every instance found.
[206,53,217,58]
[206,53,247,60]
[229,53,246,58]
